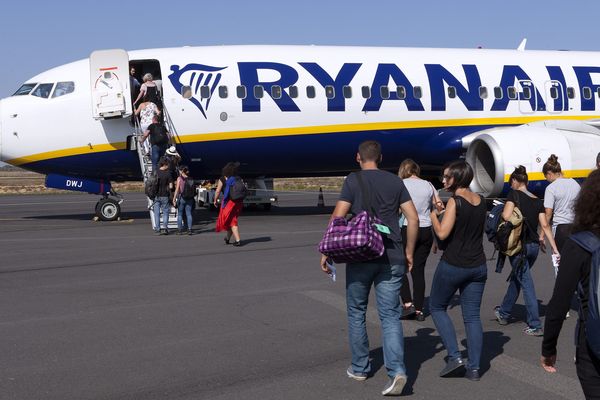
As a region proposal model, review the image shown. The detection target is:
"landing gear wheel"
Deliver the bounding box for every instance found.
[96,198,121,221]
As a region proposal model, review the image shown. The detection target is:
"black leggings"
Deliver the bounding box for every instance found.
[400,226,433,312]
[577,326,600,399]
[555,223,573,253]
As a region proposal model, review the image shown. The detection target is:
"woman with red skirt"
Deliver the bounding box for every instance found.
[214,162,243,246]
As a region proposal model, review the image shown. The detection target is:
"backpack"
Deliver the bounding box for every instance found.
[229,177,248,200]
[570,231,600,359]
[150,124,169,146]
[181,178,196,200]
[144,174,159,200]
[485,202,505,244]
[495,207,524,256]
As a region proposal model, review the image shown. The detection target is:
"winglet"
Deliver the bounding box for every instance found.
[517,38,527,52]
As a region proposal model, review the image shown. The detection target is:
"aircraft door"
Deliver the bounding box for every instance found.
[517,80,536,114]
[544,80,566,114]
[90,49,132,120]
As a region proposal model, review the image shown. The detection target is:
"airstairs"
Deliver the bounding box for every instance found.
[134,115,179,232]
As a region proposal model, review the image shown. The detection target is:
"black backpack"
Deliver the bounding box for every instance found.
[229,177,248,200]
[150,124,169,146]
[181,178,196,200]
[144,174,159,200]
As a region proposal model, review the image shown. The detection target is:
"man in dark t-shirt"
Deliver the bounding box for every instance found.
[153,159,174,234]
[319,140,418,396]
[141,115,169,174]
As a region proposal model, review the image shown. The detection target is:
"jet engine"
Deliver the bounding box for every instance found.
[464,122,600,197]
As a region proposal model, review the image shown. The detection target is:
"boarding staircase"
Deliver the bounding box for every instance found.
[134,112,179,231]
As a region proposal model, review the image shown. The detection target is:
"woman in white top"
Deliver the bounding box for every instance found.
[542,154,581,270]
[398,159,443,321]
[135,95,160,132]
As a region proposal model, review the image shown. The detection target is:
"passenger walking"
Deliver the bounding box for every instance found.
[135,95,160,132]
[140,115,169,174]
[163,146,181,182]
[542,154,581,262]
[153,159,174,235]
[319,141,418,396]
[214,162,244,246]
[494,166,560,336]
[133,73,161,108]
[397,159,442,321]
[173,166,195,235]
[542,169,600,399]
[429,160,487,381]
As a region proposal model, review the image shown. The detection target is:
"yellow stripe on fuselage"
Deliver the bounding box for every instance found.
[504,169,593,183]
[8,142,127,166]
[6,114,600,166]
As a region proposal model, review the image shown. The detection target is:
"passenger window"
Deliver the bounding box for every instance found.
[289,85,299,98]
[200,85,211,99]
[52,81,75,98]
[343,85,352,99]
[597,87,600,98]
[447,86,456,99]
[479,87,488,99]
[583,87,592,100]
[306,86,316,98]
[567,87,575,99]
[218,86,228,98]
[413,86,422,99]
[550,86,559,99]
[325,85,335,99]
[361,86,371,99]
[522,86,532,100]
[507,86,517,100]
[494,86,503,99]
[396,86,406,99]
[13,83,37,96]
[271,85,282,100]
[254,85,264,99]
[380,86,390,100]
[181,85,192,99]
[31,83,54,99]
[236,85,247,99]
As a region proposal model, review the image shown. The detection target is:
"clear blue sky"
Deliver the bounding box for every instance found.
[0,0,599,98]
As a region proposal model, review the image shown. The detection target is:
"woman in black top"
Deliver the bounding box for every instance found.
[494,166,560,336]
[429,161,487,381]
[542,169,600,399]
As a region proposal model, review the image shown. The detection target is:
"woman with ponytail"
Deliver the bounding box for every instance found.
[494,166,560,336]
[542,155,581,268]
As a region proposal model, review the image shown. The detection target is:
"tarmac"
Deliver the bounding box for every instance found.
[0,191,586,400]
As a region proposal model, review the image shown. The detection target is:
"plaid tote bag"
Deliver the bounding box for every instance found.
[318,171,385,263]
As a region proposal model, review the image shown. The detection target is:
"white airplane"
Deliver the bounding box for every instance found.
[0,44,599,221]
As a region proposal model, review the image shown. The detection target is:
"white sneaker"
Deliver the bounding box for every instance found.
[382,374,407,396]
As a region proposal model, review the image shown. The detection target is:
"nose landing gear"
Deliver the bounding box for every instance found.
[95,194,123,221]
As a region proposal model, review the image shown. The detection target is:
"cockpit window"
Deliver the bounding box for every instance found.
[13,83,37,96]
[52,82,75,98]
[31,83,54,99]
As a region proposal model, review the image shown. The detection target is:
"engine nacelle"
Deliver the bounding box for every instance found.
[465,123,600,197]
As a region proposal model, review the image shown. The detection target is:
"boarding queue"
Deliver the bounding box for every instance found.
[319,141,600,398]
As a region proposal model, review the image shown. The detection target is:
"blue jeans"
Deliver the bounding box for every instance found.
[498,242,541,329]
[153,196,170,231]
[430,260,487,370]
[151,144,167,173]
[346,262,406,378]
[177,197,194,231]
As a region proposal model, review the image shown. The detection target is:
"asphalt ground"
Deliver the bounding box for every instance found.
[0,192,586,400]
